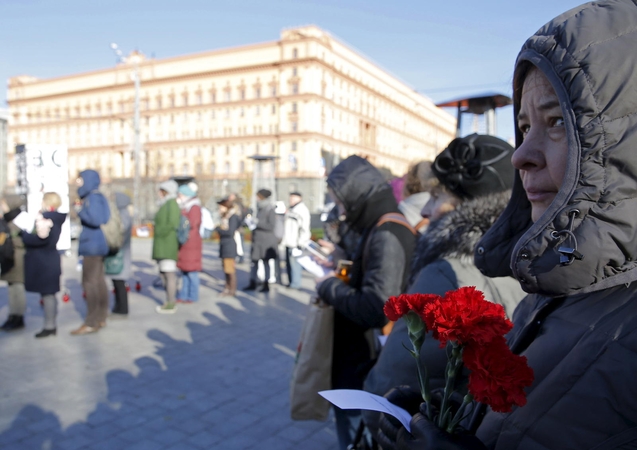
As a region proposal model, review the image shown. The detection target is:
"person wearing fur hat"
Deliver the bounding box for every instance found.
[366,135,526,445]
[176,183,202,303]
[0,194,27,331]
[153,180,181,314]
[215,197,241,296]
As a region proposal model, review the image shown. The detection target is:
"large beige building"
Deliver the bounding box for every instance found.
[6,25,455,214]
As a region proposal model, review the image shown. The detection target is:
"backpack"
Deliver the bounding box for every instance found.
[177,215,191,246]
[199,207,214,239]
[274,213,285,243]
[101,195,123,257]
[0,220,15,275]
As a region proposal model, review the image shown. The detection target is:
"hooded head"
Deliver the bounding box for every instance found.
[476,0,637,297]
[159,180,178,198]
[77,170,101,199]
[327,155,397,230]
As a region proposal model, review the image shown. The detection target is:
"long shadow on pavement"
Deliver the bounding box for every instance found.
[0,288,335,450]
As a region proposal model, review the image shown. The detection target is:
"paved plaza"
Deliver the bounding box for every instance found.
[0,239,336,449]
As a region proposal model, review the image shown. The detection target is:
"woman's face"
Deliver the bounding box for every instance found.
[512,68,569,222]
[421,191,459,222]
[219,204,228,214]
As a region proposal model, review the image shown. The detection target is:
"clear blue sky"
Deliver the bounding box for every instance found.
[1,0,585,141]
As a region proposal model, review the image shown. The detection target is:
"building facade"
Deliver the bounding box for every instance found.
[6,26,455,215]
[0,109,8,192]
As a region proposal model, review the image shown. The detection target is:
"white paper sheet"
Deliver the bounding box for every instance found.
[319,389,412,432]
[298,255,330,278]
[12,211,36,232]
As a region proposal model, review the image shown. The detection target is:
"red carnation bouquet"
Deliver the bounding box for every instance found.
[384,287,533,433]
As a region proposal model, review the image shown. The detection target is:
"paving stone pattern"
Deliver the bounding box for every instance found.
[0,240,336,449]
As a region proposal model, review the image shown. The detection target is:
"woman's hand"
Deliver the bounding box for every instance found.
[315,271,337,291]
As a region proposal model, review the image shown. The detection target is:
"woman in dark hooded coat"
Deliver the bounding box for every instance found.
[381,2,637,449]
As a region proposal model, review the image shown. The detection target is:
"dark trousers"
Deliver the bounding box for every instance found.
[112,279,128,314]
[82,256,108,327]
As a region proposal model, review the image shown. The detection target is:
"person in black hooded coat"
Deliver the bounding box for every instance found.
[316,155,416,450]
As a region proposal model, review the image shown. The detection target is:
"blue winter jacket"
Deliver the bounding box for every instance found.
[77,170,110,256]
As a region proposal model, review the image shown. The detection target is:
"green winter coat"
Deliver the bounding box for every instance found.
[152,198,180,261]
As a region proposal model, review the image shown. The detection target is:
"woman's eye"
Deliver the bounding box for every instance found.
[519,124,530,136]
[551,117,565,127]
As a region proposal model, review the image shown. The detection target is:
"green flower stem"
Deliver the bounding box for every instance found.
[438,344,463,430]
[408,330,432,420]
[447,393,474,433]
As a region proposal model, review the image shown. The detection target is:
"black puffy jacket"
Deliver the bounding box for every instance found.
[473,2,637,448]
[318,155,416,389]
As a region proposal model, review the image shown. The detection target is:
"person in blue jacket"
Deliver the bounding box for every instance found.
[71,169,110,336]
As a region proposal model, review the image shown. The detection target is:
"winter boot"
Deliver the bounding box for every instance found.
[1,315,25,331]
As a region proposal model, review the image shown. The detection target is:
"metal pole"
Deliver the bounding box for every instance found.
[133,64,141,225]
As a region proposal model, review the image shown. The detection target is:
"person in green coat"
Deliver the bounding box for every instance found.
[152,180,181,314]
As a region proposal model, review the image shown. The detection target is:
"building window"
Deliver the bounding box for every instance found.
[182,94,188,106]
[271,86,277,97]
[196,163,202,175]
[156,98,162,109]
[210,163,216,174]
[255,105,260,116]
[292,83,299,95]
[226,145,230,155]
[196,93,202,105]
[210,91,216,103]
[292,48,298,59]
[224,91,231,102]
[289,154,298,171]
[272,105,276,115]
[240,161,245,172]
[291,141,297,151]
[224,162,230,174]
[211,109,215,119]
[255,144,260,154]
[292,67,298,76]
[156,165,162,177]
[240,89,245,100]
[168,164,175,176]
[169,96,175,108]
[240,108,244,117]
[182,163,189,175]
[255,87,261,98]
[225,109,230,119]
[292,103,297,113]
[291,122,298,132]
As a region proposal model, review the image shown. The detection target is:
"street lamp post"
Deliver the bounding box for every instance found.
[111,43,142,225]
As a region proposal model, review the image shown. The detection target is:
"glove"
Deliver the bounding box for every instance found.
[291,247,303,257]
[396,412,488,450]
[377,386,423,450]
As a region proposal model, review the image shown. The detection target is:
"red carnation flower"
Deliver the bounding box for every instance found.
[406,293,442,321]
[384,295,410,321]
[463,337,534,413]
[424,286,512,347]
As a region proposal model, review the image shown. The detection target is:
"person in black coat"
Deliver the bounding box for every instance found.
[215,197,241,296]
[21,192,67,339]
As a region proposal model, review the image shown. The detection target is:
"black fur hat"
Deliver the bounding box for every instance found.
[432,134,515,199]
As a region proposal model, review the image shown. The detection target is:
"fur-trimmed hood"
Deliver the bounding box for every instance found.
[410,191,511,285]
